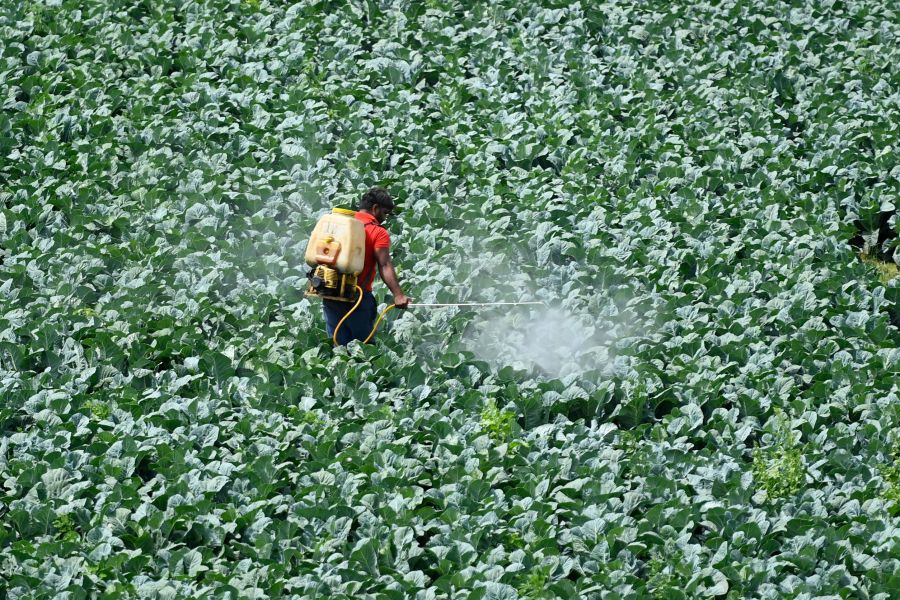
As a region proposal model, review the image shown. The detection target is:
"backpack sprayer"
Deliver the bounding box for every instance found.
[305,208,545,345]
[305,208,366,303]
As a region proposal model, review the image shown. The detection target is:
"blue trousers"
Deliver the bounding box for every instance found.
[323,291,377,345]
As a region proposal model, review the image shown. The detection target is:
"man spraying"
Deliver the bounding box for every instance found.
[322,187,410,344]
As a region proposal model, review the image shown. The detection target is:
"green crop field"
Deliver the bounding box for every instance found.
[2,0,900,597]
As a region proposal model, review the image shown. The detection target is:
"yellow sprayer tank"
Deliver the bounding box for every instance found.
[305,208,365,275]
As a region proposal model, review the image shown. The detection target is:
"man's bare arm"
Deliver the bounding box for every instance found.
[374,247,409,308]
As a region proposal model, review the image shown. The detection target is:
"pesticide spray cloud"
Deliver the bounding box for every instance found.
[467,303,616,380]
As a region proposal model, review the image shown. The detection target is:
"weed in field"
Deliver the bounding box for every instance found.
[481,399,515,443]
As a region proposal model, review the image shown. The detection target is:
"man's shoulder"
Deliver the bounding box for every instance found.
[355,211,377,225]
[370,224,390,248]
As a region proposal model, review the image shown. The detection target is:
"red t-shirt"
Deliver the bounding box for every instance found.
[355,211,390,292]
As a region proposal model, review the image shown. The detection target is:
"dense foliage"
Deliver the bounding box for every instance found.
[2,0,899,597]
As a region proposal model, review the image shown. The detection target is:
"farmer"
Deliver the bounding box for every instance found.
[323,187,410,344]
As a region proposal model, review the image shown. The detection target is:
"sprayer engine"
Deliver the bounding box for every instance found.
[307,264,359,301]
[304,208,366,302]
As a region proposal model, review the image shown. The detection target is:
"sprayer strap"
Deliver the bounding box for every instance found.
[360,220,386,290]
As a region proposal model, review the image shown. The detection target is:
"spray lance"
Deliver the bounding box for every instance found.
[303,208,544,345]
[406,301,546,308]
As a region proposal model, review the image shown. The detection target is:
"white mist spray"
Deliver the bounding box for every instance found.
[466,304,614,379]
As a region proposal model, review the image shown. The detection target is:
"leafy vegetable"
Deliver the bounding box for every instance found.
[1,0,899,597]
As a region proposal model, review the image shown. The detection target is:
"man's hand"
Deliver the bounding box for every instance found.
[393,293,411,309]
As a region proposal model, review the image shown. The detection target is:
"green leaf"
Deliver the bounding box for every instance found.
[481,582,518,600]
[350,538,380,576]
[201,351,234,382]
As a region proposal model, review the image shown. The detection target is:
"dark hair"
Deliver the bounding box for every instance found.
[359,187,394,211]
